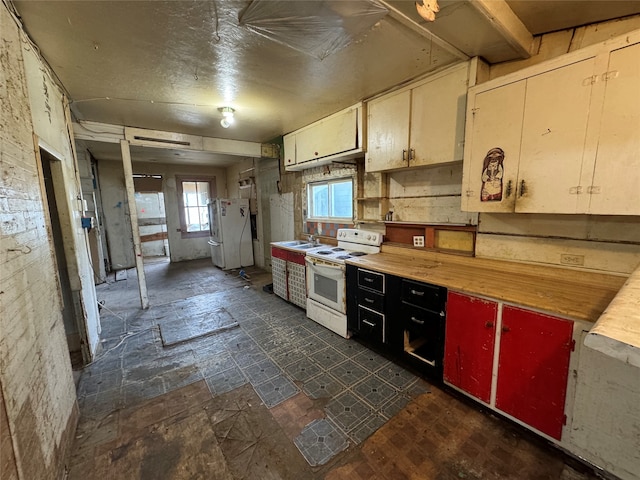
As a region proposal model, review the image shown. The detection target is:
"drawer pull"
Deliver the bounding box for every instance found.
[502,326,510,333]
[410,289,425,297]
[410,316,425,325]
[485,321,494,328]
[364,278,374,283]
[363,320,376,327]
[365,298,374,303]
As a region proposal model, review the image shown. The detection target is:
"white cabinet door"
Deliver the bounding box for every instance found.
[283,133,296,167]
[366,89,411,172]
[588,43,640,215]
[516,59,597,213]
[296,107,358,162]
[411,63,468,167]
[462,81,526,213]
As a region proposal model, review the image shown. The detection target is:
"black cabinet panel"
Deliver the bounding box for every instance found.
[357,288,384,312]
[401,279,445,313]
[358,269,385,294]
[358,306,385,343]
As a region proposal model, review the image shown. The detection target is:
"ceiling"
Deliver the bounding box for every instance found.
[11,0,640,166]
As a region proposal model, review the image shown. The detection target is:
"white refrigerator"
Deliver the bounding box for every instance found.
[207,198,254,270]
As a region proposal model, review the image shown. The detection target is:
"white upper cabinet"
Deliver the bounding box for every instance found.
[366,62,472,172]
[587,43,640,215]
[462,30,640,215]
[283,103,364,171]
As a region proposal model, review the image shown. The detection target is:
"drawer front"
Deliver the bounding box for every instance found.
[402,303,443,337]
[401,279,444,312]
[358,306,385,343]
[357,288,384,312]
[358,269,385,293]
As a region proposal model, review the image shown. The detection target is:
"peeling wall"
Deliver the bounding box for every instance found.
[0,6,80,478]
[97,160,227,266]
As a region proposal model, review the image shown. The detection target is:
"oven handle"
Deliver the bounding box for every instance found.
[305,257,345,276]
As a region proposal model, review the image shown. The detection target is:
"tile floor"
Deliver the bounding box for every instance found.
[70,258,601,479]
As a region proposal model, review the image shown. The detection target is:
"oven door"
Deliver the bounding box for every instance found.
[305,257,346,313]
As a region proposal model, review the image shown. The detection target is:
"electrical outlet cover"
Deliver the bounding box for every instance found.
[413,236,425,247]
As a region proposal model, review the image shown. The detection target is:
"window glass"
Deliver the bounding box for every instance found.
[308,178,353,220]
[177,178,214,237]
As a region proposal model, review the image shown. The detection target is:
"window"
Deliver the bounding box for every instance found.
[307,178,353,220]
[176,177,215,238]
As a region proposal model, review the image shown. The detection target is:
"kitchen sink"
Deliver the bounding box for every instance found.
[272,240,321,249]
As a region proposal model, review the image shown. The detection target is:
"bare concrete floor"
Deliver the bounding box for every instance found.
[70,258,601,479]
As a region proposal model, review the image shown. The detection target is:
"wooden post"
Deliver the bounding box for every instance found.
[120,139,149,309]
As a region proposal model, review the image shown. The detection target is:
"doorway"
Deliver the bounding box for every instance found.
[39,149,87,368]
[133,174,170,262]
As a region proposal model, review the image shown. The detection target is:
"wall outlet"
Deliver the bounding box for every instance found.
[560,254,585,266]
[413,236,425,247]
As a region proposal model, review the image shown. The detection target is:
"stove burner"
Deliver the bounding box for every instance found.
[349,252,367,257]
[316,250,333,255]
[336,255,352,260]
[332,247,345,251]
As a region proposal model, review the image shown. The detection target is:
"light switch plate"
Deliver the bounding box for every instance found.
[413,236,425,247]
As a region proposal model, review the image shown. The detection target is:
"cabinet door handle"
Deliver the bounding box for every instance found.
[363,320,376,327]
[519,180,527,197]
[409,148,415,161]
[502,326,510,333]
[365,298,374,304]
[410,289,425,296]
[485,321,494,328]
[505,180,512,198]
[411,316,425,325]
[402,149,408,161]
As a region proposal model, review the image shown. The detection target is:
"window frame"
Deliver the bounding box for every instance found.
[176,176,215,239]
[306,177,354,222]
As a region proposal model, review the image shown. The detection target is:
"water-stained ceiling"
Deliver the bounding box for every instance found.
[10,0,640,165]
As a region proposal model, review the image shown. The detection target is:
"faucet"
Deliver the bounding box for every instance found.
[308,234,318,246]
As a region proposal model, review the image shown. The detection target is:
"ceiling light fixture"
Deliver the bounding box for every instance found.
[219,107,235,128]
[416,0,439,22]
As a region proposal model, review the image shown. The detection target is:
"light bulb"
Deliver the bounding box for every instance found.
[220,118,231,128]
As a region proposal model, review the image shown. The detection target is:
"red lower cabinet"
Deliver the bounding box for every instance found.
[496,306,574,440]
[444,292,497,403]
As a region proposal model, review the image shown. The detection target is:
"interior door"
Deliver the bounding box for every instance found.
[496,306,574,440]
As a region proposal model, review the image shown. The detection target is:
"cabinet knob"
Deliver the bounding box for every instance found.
[485,321,494,328]
[502,325,510,333]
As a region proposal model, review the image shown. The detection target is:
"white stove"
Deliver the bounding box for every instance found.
[306,229,382,264]
[306,229,382,338]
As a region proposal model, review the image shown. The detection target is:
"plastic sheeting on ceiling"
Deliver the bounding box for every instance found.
[239,0,389,60]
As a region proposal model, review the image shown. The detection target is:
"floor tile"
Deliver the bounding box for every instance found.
[205,366,247,395]
[348,412,388,445]
[325,391,371,432]
[352,349,391,373]
[329,360,368,387]
[375,363,417,390]
[302,371,346,399]
[352,375,398,408]
[283,357,323,383]
[253,374,299,408]
[242,358,282,386]
[294,418,349,466]
[309,346,348,370]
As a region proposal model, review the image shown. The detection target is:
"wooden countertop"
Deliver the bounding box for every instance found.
[345,244,628,323]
